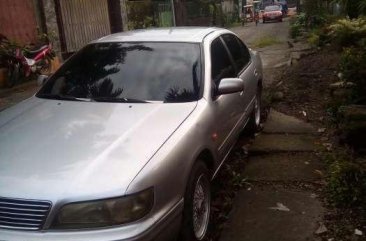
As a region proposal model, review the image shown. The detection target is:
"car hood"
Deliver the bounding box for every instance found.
[0,97,197,202]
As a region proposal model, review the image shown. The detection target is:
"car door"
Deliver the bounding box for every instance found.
[210,36,243,159]
[222,34,257,121]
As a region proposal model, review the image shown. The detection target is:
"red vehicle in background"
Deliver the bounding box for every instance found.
[262,5,283,23]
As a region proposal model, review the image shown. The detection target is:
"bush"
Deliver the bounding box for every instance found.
[126,1,155,30]
[289,13,306,39]
[307,30,320,46]
[340,46,366,102]
[0,36,20,68]
[327,155,366,207]
[329,18,366,47]
[290,23,302,39]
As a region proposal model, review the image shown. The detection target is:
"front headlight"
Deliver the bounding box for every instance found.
[51,188,154,229]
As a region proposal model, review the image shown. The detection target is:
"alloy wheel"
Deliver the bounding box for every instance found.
[192,174,210,240]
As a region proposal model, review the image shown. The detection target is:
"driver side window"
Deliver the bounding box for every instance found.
[210,37,235,87]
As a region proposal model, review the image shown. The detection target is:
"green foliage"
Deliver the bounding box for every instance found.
[360,0,366,14]
[289,13,306,39]
[126,1,155,30]
[222,12,240,27]
[0,36,21,68]
[307,30,320,46]
[296,13,307,26]
[340,46,366,101]
[329,18,366,47]
[332,0,366,19]
[327,153,366,207]
[304,0,326,16]
[290,23,302,39]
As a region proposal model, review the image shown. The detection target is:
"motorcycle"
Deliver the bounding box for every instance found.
[6,41,55,87]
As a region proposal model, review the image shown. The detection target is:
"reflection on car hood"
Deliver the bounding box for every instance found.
[0,97,197,202]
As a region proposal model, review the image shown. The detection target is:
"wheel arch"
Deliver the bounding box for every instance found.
[195,149,215,176]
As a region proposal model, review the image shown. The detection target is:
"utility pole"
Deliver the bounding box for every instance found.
[171,0,176,26]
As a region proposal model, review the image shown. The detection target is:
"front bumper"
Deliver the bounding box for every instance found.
[263,15,282,21]
[0,200,183,241]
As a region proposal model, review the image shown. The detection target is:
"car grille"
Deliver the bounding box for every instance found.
[0,197,51,230]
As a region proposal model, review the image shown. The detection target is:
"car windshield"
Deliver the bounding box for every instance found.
[265,5,280,11]
[37,42,202,103]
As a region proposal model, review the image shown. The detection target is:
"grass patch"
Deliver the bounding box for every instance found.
[226,21,242,28]
[252,35,281,48]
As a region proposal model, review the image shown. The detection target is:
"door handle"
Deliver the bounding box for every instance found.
[254,69,258,77]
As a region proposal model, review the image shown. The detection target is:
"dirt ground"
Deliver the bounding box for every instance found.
[270,49,341,127]
[211,19,365,241]
[269,48,366,241]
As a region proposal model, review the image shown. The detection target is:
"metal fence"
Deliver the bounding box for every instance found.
[59,0,111,52]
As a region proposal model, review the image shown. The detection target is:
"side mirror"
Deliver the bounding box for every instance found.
[216,78,244,95]
[37,75,48,86]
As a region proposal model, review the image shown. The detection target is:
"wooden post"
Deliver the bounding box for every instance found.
[120,0,129,31]
[108,0,123,33]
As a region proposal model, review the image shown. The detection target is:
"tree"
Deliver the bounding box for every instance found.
[332,0,365,19]
[360,0,366,14]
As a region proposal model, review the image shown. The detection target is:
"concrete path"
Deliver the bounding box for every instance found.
[221,109,325,241]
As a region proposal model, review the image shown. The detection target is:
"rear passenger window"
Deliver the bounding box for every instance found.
[210,38,235,85]
[222,34,251,74]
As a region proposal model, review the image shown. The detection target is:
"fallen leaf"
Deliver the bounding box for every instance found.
[355,229,363,236]
[315,223,328,234]
[269,203,290,212]
[314,170,323,176]
[318,128,326,133]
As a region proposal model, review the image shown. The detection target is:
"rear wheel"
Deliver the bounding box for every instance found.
[245,87,262,135]
[180,161,211,241]
[39,58,52,75]
[6,63,21,88]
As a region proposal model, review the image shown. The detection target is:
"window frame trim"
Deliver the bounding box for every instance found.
[220,34,252,77]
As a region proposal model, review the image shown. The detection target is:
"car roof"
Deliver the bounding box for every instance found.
[93,27,224,43]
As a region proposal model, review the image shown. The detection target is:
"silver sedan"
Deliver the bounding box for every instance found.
[0,27,262,241]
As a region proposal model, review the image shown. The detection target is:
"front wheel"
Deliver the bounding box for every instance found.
[180,161,211,241]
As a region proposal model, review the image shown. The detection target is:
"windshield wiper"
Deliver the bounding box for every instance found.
[37,94,91,102]
[92,97,149,103]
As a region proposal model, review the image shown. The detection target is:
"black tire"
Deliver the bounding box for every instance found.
[6,63,20,88]
[245,87,262,135]
[39,58,52,75]
[180,161,211,241]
